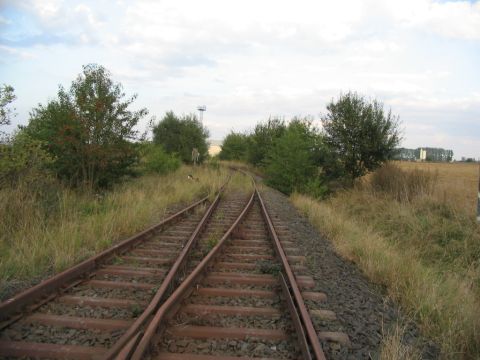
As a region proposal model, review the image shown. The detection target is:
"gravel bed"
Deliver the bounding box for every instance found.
[201,280,276,291]
[0,323,124,348]
[260,186,440,359]
[37,301,136,319]
[160,336,300,359]
[107,258,171,269]
[70,286,154,301]
[94,273,163,284]
[186,294,281,307]
[176,312,292,330]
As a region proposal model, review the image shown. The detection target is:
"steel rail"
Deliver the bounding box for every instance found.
[126,190,256,360]
[0,187,216,324]
[103,186,224,359]
[256,186,326,360]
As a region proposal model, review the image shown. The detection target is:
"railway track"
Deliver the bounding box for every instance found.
[0,172,349,359]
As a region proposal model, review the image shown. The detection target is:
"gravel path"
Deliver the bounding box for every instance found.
[260,186,440,360]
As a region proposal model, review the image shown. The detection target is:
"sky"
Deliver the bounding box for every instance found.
[1,0,479,159]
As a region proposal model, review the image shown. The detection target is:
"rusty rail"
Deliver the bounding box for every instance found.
[103,188,224,359]
[0,195,212,324]
[123,176,326,360]
[127,190,256,360]
[256,186,326,360]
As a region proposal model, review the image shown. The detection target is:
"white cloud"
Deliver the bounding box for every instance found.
[0,45,34,59]
[1,0,479,157]
[388,0,480,39]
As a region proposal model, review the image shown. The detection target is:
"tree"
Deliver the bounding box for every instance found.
[265,118,327,196]
[0,84,16,140]
[247,117,286,166]
[322,92,401,181]
[219,132,249,161]
[25,64,147,188]
[152,111,209,164]
[140,143,181,174]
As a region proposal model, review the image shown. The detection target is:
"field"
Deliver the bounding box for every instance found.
[292,161,480,359]
[395,161,479,214]
[0,165,231,300]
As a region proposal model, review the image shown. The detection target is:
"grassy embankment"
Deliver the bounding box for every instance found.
[0,165,235,300]
[292,162,479,359]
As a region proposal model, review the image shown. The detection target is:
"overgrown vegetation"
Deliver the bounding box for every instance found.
[322,92,401,181]
[0,166,229,299]
[292,163,480,358]
[0,63,227,299]
[140,143,181,174]
[0,84,16,140]
[24,64,148,189]
[219,93,400,196]
[152,111,209,164]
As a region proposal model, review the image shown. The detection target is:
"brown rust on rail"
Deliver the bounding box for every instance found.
[0,195,209,322]
[128,190,256,360]
[256,186,326,360]
[103,188,225,359]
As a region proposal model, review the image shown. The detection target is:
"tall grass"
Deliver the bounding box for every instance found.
[0,165,229,300]
[292,162,480,358]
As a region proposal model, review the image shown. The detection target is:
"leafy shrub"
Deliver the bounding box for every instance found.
[265,118,326,195]
[0,132,54,187]
[143,145,181,174]
[219,132,249,161]
[247,117,286,166]
[152,111,209,164]
[302,177,329,199]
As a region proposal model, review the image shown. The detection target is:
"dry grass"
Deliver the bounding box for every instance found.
[0,165,230,299]
[380,323,421,360]
[394,161,479,214]
[291,161,480,359]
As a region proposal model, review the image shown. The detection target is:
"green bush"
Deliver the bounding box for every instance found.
[302,177,329,199]
[143,145,181,174]
[0,131,54,187]
[152,111,209,164]
[264,118,326,195]
[219,132,249,161]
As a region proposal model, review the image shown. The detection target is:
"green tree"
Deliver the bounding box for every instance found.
[0,84,16,140]
[25,64,147,188]
[322,92,401,182]
[219,132,249,160]
[152,111,209,164]
[247,117,286,166]
[265,118,327,196]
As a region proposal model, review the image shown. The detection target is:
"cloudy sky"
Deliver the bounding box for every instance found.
[1,0,479,158]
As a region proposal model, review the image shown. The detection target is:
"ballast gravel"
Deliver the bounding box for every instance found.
[260,186,440,360]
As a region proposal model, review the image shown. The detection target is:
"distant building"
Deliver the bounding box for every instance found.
[208,140,222,156]
[393,147,453,162]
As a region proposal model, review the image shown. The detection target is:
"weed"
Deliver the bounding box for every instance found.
[130,303,143,317]
[257,260,282,275]
[0,165,229,299]
[291,161,480,358]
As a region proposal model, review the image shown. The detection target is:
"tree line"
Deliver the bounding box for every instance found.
[219,93,401,197]
[1,63,401,196]
[0,64,209,190]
